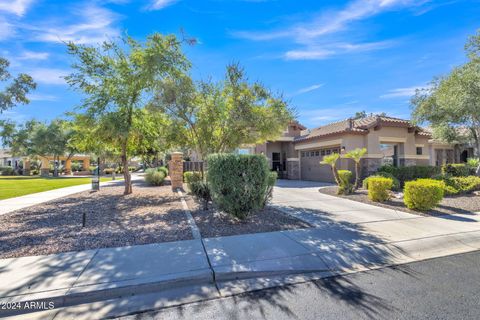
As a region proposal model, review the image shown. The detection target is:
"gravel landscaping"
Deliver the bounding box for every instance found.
[319,186,480,216]
[0,180,192,259]
[186,196,311,238]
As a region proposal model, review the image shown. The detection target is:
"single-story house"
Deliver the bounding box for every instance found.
[0,149,22,169]
[249,115,475,182]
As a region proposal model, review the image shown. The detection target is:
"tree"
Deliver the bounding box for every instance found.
[154,63,293,160]
[0,57,36,113]
[65,33,190,194]
[343,147,367,190]
[411,30,480,157]
[320,153,341,185]
[1,119,75,176]
[353,111,367,119]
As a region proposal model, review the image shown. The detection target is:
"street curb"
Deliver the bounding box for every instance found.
[0,269,214,318]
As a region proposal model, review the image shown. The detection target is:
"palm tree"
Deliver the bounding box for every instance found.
[343,147,367,190]
[320,153,341,185]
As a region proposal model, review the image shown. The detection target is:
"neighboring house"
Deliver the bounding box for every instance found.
[252,116,474,182]
[0,149,22,169]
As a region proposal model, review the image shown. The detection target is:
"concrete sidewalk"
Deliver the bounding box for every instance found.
[0,175,140,215]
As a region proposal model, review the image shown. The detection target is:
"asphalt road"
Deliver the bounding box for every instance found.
[119,250,480,320]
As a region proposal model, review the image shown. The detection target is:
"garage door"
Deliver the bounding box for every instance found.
[300,147,339,182]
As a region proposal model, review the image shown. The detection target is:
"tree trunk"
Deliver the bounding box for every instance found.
[354,161,361,190]
[53,155,58,177]
[121,143,132,195]
[331,166,340,185]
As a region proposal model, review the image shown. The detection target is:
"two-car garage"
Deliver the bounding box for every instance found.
[299,145,342,182]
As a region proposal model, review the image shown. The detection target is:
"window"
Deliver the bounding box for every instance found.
[315,151,320,156]
[301,152,305,157]
[416,147,422,155]
[310,151,315,157]
[321,150,325,156]
[326,149,331,155]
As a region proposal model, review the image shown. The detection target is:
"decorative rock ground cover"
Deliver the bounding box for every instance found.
[319,186,480,216]
[0,180,192,259]
[186,196,311,238]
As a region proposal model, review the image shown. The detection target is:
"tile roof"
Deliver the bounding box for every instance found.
[295,115,430,142]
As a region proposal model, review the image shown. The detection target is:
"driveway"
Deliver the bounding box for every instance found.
[272,179,480,260]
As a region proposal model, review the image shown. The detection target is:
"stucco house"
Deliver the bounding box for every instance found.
[250,115,475,182]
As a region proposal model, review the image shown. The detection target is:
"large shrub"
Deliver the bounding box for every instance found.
[263,171,278,207]
[207,154,269,219]
[0,166,15,176]
[144,168,166,186]
[363,172,400,191]
[404,179,445,211]
[367,177,393,202]
[337,170,353,195]
[378,165,440,186]
[441,163,470,177]
[158,166,168,177]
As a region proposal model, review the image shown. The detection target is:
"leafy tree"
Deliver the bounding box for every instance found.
[343,147,367,189]
[353,111,367,119]
[65,33,190,194]
[154,63,293,160]
[1,119,75,176]
[0,57,36,113]
[412,30,480,156]
[320,153,341,185]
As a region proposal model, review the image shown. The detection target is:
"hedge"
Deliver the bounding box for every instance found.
[0,166,15,176]
[377,165,440,186]
[442,176,480,195]
[207,153,269,219]
[367,177,393,202]
[441,163,471,177]
[190,180,211,210]
[404,179,445,211]
[337,170,353,195]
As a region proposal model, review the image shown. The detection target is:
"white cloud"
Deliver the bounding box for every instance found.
[0,18,15,40]
[295,84,325,95]
[29,68,68,85]
[18,50,49,60]
[146,0,180,11]
[284,40,395,60]
[380,85,431,98]
[28,4,120,44]
[285,49,335,60]
[0,0,35,17]
[234,0,428,42]
[28,93,58,101]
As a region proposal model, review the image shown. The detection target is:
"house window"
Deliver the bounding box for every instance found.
[326,149,331,155]
[416,147,422,155]
[301,152,305,157]
[321,150,325,156]
[315,151,320,156]
[310,151,315,157]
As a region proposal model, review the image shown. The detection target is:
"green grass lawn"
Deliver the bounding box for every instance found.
[0,176,115,200]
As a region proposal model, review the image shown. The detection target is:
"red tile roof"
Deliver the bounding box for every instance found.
[295,115,430,142]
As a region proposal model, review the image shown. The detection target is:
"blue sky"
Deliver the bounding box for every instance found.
[0,0,478,129]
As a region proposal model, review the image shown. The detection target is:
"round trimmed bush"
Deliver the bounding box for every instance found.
[367,177,393,202]
[145,168,166,186]
[207,153,269,219]
[404,179,445,211]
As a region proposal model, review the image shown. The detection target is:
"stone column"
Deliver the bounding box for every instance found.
[169,152,183,190]
[83,158,90,171]
[23,158,31,176]
[65,159,72,175]
[40,157,50,177]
